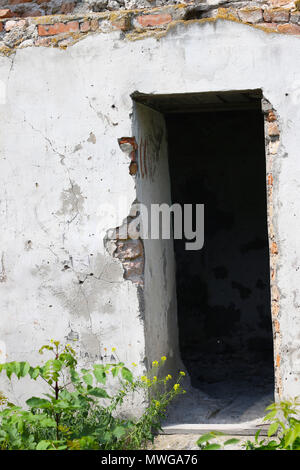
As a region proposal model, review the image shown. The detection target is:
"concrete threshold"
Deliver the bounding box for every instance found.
[161,420,269,436]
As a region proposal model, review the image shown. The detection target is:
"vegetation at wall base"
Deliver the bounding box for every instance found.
[0,340,185,450]
[197,398,300,450]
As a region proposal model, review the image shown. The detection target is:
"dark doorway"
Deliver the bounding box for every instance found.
[133,90,275,423]
[165,103,274,416]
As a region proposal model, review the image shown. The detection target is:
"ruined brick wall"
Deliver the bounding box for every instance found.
[0,0,299,19]
[1,2,300,53]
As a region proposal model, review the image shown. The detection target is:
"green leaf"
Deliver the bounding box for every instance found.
[224,438,240,446]
[284,424,300,448]
[254,429,261,442]
[204,444,221,450]
[121,367,133,383]
[112,426,126,439]
[19,362,30,378]
[39,345,54,354]
[70,368,80,384]
[268,422,279,437]
[4,363,15,379]
[267,440,279,448]
[83,373,93,386]
[26,397,51,409]
[93,366,106,385]
[29,367,41,380]
[264,410,277,421]
[36,440,51,450]
[87,387,109,398]
[197,433,216,445]
[111,367,119,378]
[265,403,276,411]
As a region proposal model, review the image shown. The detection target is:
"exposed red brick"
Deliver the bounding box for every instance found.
[277,22,300,34]
[115,239,143,260]
[0,22,2,32]
[137,13,172,27]
[271,241,278,255]
[38,21,79,36]
[263,8,290,23]
[267,110,276,122]
[80,20,90,32]
[268,174,273,186]
[274,319,280,333]
[118,137,138,161]
[37,0,51,3]
[129,161,138,175]
[0,9,13,18]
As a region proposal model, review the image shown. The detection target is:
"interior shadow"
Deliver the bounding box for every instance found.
[165,108,274,423]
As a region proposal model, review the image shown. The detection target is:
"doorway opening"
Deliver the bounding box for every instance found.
[133,90,275,424]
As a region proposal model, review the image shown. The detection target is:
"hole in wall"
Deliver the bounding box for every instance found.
[183,6,209,21]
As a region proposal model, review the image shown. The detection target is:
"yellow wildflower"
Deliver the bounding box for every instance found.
[152,360,159,367]
[141,376,147,382]
[161,356,167,362]
[132,362,137,367]
[180,371,186,376]
[174,384,180,391]
[165,374,172,381]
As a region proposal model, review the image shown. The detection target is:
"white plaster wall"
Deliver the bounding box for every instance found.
[133,102,181,379]
[0,20,300,405]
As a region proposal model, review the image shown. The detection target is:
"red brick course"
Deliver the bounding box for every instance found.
[136,13,172,27]
[38,21,79,36]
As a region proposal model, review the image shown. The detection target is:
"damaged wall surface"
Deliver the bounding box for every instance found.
[0,17,300,411]
[0,0,299,20]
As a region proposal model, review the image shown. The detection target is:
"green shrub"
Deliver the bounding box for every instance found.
[244,398,300,450]
[0,340,185,450]
[197,397,300,450]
